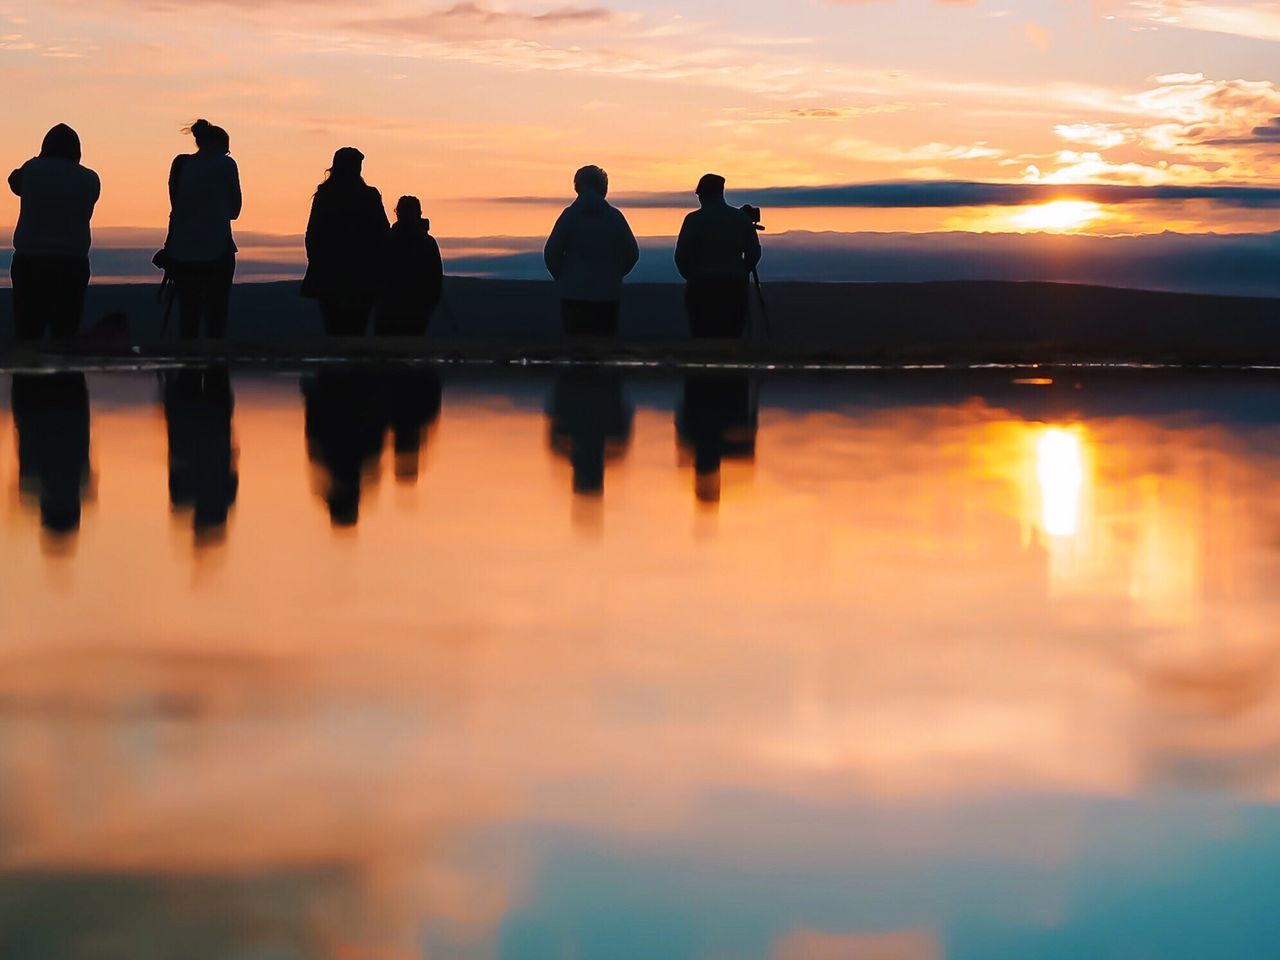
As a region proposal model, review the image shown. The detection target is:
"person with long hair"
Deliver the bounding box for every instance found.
[165,119,242,339]
[7,124,101,341]
[301,147,390,337]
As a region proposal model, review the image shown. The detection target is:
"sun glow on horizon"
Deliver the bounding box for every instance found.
[1011,201,1105,233]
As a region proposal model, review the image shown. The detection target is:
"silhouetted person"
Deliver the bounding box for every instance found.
[163,366,238,543]
[544,165,640,337]
[674,174,761,338]
[302,148,390,337]
[165,120,242,339]
[375,196,443,337]
[383,366,443,481]
[547,369,633,495]
[676,373,758,504]
[8,125,100,342]
[12,373,91,540]
[302,368,386,525]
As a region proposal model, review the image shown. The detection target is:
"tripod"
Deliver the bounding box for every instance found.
[750,267,771,339]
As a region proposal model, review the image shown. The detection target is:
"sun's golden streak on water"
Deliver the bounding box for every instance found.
[1037,427,1085,539]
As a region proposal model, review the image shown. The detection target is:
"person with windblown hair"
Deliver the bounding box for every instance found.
[8,124,101,341]
[301,147,390,337]
[165,119,242,339]
[543,165,639,337]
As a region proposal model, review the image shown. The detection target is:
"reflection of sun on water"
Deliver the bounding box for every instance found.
[1037,427,1084,538]
[1011,200,1103,233]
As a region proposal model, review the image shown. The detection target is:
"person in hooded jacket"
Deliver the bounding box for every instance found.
[375,195,443,337]
[301,147,391,337]
[8,124,101,341]
[543,165,640,337]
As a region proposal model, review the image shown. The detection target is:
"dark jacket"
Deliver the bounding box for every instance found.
[382,219,443,315]
[674,201,761,282]
[301,182,390,302]
[543,192,639,302]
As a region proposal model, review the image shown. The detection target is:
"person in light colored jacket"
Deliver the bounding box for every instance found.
[166,119,242,339]
[543,165,640,337]
[8,124,101,341]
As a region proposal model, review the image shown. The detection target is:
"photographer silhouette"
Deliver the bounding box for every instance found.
[674,174,762,339]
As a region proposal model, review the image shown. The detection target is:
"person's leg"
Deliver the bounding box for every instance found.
[562,300,587,337]
[590,301,620,338]
[205,253,235,340]
[49,258,91,341]
[686,281,718,339]
[323,301,370,337]
[174,264,202,340]
[10,255,45,342]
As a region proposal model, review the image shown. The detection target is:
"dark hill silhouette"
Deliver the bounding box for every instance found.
[1,277,1278,365]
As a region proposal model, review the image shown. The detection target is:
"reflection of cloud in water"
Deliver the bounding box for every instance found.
[2,374,1280,954]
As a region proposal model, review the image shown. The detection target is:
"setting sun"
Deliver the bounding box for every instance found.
[1012,201,1105,233]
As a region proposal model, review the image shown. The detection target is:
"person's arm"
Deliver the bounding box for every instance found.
[425,236,444,310]
[8,163,25,197]
[304,195,320,260]
[743,218,762,273]
[543,211,568,279]
[617,210,640,277]
[227,158,243,221]
[674,214,694,280]
[87,170,101,213]
[168,155,186,208]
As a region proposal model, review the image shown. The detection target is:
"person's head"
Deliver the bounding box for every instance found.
[696,173,726,206]
[574,165,608,199]
[186,119,230,155]
[40,124,81,163]
[329,147,364,180]
[395,195,422,223]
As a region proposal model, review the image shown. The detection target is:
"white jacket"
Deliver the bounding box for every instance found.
[9,157,100,259]
[543,192,640,302]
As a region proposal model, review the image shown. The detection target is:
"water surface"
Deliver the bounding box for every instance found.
[3,366,1280,959]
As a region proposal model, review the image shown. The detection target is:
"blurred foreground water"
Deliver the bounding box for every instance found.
[2,365,1280,960]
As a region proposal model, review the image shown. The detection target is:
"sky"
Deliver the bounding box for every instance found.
[2,0,1280,242]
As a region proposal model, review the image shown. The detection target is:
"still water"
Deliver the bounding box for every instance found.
[2,365,1280,960]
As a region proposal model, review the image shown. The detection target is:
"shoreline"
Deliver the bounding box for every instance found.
[2,277,1278,366]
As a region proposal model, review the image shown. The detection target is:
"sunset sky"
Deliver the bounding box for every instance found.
[2,0,1280,240]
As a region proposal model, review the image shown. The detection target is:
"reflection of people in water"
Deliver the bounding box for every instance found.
[547,369,633,495]
[163,366,238,543]
[12,373,91,540]
[303,366,442,525]
[676,373,758,504]
[385,366,442,482]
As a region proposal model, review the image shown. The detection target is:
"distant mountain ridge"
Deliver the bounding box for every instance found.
[2,229,1279,298]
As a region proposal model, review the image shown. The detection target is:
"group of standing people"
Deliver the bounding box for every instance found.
[7,122,763,343]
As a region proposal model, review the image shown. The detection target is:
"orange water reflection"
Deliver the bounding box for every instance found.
[1,370,1279,956]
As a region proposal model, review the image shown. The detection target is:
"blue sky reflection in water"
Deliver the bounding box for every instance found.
[2,368,1280,959]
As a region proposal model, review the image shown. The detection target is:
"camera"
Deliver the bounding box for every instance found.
[739,204,765,232]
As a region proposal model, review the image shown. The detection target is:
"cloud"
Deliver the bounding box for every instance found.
[1202,116,1280,146]
[344,2,621,41]
[1124,1,1280,43]
[498,181,1280,209]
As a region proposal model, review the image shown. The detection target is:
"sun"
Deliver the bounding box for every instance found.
[1011,200,1104,233]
